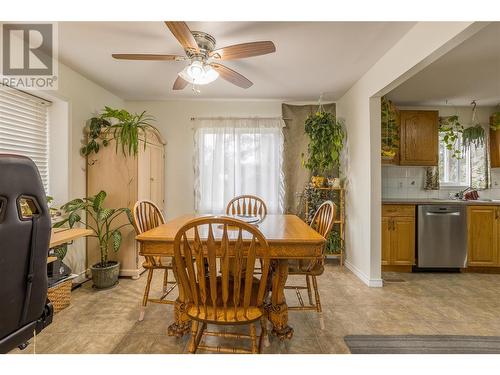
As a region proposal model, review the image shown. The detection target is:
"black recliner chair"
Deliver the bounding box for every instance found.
[0,154,53,353]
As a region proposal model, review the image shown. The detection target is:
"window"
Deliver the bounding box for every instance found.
[439,132,470,187]
[439,128,488,189]
[194,118,285,214]
[0,85,50,192]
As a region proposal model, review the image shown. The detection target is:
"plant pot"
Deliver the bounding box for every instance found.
[327,177,341,188]
[91,261,120,289]
[311,176,325,188]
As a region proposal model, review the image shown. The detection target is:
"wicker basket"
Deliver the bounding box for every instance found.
[47,278,72,313]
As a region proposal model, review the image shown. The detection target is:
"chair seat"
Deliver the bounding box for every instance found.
[186,276,264,324]
[288,259,324,276]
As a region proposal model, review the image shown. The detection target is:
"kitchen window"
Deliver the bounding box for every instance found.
[0,85,51,192]
[193,117,285,214]
[439,132,470,187]
[438,128,488,189]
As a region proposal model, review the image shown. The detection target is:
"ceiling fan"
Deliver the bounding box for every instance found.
[112,22,276,91]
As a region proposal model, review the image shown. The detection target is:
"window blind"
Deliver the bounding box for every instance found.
[0,85,51,191]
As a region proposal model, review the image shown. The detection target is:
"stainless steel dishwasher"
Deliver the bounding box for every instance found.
[417,205,467,268]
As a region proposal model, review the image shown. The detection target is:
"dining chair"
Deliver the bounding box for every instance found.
[226,195,267,218]
[133,200,177,321]
[285,200,336,329]
[173,216,271,354]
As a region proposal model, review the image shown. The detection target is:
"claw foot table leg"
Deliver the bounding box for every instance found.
[167,300,191,337]
[268,259,294,340]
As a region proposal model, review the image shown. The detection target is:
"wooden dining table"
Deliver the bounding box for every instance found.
[136,214,326,340]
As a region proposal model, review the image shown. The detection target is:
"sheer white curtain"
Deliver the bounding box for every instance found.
[194,117,285,214]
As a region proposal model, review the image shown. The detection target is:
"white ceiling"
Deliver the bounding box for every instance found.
[58,22,415,101]
[387,22,500,107]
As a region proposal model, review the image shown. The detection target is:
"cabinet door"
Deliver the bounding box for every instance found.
[399,110,438,166]
[490,128,500,168]
[381,216,391,265]
[467,206,498,266]
[391,216,415,265]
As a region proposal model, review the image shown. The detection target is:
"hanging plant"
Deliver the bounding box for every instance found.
[439,115,464,159]
[462,101,486,152]
[462,125,485,151]
[81,106,158,157]
[301,111,345,177]
[490,112,500,131]
[381,96,399,160]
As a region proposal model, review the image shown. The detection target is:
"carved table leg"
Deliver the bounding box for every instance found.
[268,259,293,340]
[167,260,191,337]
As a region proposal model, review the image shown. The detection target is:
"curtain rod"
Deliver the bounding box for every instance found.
[0,83,52,105]
[190,116,291,121]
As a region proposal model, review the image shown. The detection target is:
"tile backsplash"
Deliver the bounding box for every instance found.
[382,166,500,200]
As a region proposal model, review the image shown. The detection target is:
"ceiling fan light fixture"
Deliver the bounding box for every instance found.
[179,61,219,85]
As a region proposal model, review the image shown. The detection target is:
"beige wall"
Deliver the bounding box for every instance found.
[125,100,282,219]
[39,62,124,281]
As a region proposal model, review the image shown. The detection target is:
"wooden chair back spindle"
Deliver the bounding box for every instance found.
[310,200,336,239]
[302,200,336,271]
[226,195,268,218]
[173,216,270,323]
[133,200,165,234]
[133,200,166,267]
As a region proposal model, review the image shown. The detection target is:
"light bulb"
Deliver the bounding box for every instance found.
[188,61,204,79]
[179,62,219,85]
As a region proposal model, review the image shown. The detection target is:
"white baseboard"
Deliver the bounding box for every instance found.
[344,260,383,287]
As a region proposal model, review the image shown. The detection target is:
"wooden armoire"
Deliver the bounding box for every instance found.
[86,130,166,278]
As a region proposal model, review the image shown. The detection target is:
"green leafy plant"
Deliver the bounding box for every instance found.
[326,230,344,254]
[439,115,464,159]
[54,191,133,267]
[381,96,399,160]
[302,111,345,176]
[81,106,157,157]
[491,112,500,131]
[462,125,485,151]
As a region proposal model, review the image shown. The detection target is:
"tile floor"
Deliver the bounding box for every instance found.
[10,262,500,354]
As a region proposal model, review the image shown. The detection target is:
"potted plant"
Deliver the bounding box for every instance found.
[462,125,485,151]
[54,191,133,289]
[302,111,345,187]
[381,96,399,161]
[81,106,158,157]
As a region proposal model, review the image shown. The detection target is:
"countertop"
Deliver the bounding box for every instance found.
[383,198,500,205]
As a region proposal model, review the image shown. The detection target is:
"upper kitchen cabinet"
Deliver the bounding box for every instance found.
[399,110,439,166]
[490,113,500,168]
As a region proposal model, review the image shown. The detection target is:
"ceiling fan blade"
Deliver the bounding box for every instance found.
[112,54,183,61]
[211,63,253,89]
[173,75,189,90]
[210,41,276,61]
[164,21,199,52]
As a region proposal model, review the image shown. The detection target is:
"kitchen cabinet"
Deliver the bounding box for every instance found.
[381,205,416,267]
[87,130,166,278]
[490,127,500,168]
[467,205,499,266]
[399,110,439,166]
